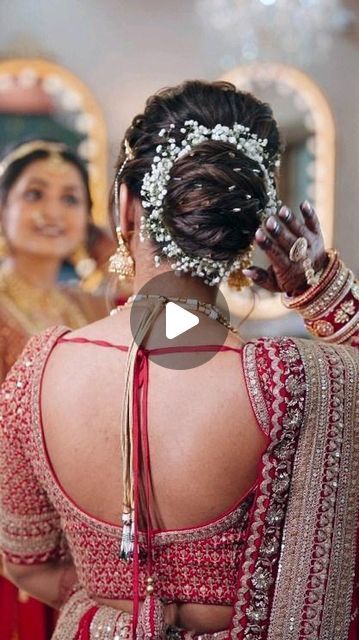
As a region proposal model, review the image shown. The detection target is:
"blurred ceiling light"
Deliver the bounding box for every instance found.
[196,0,355,68]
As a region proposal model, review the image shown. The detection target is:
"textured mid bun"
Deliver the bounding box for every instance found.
[114,80,281,265]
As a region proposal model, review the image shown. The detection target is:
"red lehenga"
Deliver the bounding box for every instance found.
[1,264,359,638]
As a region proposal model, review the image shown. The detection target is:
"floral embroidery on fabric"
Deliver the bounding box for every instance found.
[266,341,359,640]
[334,300,356,324]
[0,327,70,565]
[231,338,306,639]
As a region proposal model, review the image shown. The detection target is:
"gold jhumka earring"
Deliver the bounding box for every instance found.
[108,226,135,280]
[108,163,135,281]
[227,247,254,290]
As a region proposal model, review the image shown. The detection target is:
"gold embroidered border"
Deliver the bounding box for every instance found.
[242,343,271,436]
[153,495,253,546]
[90,606,131,639]
[268,341,326,638]
[320,345,359,637]
[0,507,62,558]
[231,338,306,638]
[54,587,229,639]
[267,341,359,639]
[53,588,99,639]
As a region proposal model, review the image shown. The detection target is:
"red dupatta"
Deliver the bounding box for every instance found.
[232,337,359,640]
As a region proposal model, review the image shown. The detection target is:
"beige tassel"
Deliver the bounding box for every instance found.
[119,297,167,561]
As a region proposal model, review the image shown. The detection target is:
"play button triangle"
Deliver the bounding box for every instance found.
[165,302,199,340]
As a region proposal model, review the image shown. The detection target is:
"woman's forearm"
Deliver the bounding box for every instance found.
[3,557,78,609]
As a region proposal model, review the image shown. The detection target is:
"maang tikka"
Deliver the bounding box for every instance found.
[108,162,135,280]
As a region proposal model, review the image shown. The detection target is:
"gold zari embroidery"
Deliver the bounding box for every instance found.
[268,341,359,639]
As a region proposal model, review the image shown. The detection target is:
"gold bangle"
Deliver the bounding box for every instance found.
[302,268,353,320]
[282,250,339,310]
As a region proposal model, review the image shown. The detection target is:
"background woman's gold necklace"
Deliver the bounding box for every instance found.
[0,267,87,333]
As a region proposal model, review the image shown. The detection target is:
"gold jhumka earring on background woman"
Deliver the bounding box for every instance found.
[0,225,8,260]
[70,244,105,292]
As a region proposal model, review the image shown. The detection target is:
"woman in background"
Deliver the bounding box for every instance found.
[0,139,107,382]
[0,139,107,640]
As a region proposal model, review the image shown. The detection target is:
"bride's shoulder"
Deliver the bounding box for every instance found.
[0,327,68,427]
[6,326,68,375]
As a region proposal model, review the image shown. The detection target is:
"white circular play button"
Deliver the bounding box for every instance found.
[129,273,231,370]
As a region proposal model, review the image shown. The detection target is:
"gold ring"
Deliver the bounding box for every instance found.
[289,237,308,263]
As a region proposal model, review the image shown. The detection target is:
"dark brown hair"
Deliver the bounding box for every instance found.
[114,80,281,261]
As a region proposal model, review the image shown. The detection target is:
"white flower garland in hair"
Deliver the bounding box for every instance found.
[139,120,279,286]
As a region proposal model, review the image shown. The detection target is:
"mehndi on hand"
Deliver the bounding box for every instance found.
[243,201,328,296]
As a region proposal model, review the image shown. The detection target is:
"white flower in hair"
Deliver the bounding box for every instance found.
[139,120,278,286]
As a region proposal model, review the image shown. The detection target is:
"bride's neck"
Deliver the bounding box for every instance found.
[132,242,217,305]
[134,271,218,305]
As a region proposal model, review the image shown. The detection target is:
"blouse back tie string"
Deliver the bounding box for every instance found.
[119,296,168,639]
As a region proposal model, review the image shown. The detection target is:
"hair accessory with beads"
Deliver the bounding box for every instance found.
[124,138,135,160]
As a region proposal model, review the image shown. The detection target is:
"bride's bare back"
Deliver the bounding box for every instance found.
[41,310,267,632]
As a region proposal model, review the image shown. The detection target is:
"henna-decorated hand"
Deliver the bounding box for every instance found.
[243,201,328,295]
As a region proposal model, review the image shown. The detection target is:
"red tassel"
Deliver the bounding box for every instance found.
[136,594,166,639]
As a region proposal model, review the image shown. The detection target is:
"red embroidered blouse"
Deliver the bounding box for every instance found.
[0,327,271,606]
[1,325,358,639]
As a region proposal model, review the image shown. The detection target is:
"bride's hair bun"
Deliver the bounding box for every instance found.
[115,80,281,261]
